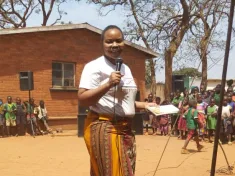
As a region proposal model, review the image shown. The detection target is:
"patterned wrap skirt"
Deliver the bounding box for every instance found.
[84,111,136,176]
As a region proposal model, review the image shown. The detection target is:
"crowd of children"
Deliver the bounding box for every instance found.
[0,96,52,138]
[143,84,235,154]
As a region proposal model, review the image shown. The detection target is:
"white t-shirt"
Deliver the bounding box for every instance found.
[37,106,47,119]
[79,56,137,117]
[221,105,231,119]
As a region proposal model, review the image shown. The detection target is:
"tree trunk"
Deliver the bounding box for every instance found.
[201,52,207,90]
[164,49,173,99]
[200,29,211,91]
[149,59,156,94]
[163,0,192,98]
[164,24,189,98]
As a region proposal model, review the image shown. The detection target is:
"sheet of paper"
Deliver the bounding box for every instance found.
[147,104,179,116]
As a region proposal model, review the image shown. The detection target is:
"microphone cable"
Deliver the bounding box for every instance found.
[113,84,123,176]
[113,57,124,175]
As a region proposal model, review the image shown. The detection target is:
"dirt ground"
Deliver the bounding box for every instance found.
[0,131,235,176]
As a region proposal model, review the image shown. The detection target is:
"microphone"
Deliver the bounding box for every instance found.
[115,57,123,71]
[115,57,123,90]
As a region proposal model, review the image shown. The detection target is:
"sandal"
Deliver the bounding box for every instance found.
[197,145,204,152]
[48,129,53,134]
[181,149,190,154]
[152,132,157,136]
[40,130,45,135]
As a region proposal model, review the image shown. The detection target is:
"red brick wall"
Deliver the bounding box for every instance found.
[0,28,150,118]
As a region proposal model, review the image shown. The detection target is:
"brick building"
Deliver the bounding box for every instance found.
[0,23,158,129]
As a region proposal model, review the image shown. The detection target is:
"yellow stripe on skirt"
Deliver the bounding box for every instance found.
[84,111,136,176]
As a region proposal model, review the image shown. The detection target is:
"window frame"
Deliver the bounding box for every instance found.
[52,61,76,88]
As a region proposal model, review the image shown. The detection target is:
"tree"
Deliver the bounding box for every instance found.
[173,67,202,77]
[188,0,229,90]
[145,59,158,87]
[0,0,68,28]
[145,59,152,86]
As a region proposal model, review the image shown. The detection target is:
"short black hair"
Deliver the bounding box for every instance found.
[189,99,197,107]
[210,98,215,103]
[101,25,124,41]
[29,98,34,102]
[161,100,169,105]
[155,97,161,101]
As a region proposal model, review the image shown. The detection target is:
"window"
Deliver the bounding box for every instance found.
[52,62,75,87]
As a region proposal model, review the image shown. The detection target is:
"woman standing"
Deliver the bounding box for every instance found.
[78,25,155,176]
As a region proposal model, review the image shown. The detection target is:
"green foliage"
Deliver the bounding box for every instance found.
[173,67,202,77]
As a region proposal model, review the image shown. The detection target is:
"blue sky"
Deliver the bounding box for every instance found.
[27,1,235,82]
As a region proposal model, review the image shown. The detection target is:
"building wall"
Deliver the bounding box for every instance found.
[145,84,165,102]
[189,78,233,91]
[0,29,149,118]
[144,78,231,103]
[206,80,233,90]
[189,77,201,92]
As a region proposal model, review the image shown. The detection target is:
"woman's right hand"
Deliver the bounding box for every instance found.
[108,71,122,87]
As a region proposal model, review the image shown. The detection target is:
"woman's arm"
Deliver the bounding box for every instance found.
[78,82,112,107]
[135,101,148,109]
[135,101,156,109]
[78,72,121,107]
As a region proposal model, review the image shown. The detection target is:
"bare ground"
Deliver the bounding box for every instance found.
[0,131,234,176]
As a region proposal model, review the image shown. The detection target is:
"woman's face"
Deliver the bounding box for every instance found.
[103,28,124,61]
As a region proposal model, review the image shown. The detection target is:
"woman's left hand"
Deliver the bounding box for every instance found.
[145,102,157,109]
